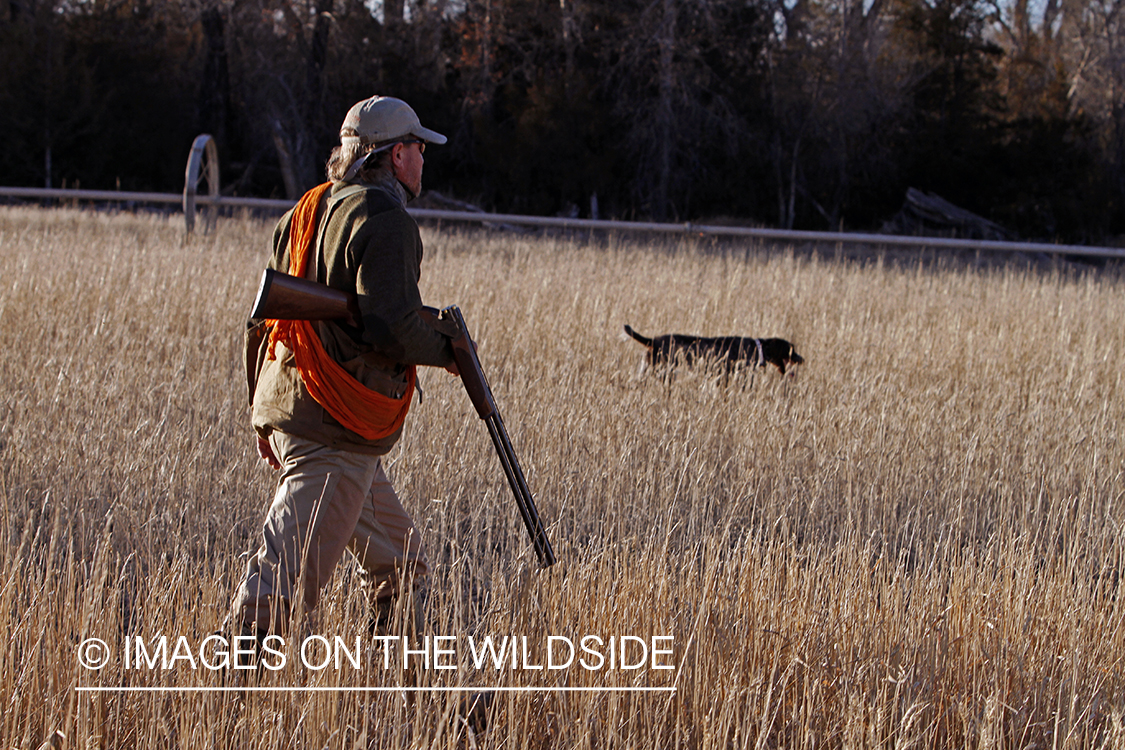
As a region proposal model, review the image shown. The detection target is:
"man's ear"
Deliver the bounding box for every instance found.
[390,143,406,170]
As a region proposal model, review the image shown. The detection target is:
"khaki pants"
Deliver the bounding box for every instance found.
[233,430,429,632]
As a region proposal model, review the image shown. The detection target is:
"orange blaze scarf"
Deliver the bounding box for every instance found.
[266,182,415,440]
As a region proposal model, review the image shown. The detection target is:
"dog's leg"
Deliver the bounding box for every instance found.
[659,359,676,388]
[720,360,734,389]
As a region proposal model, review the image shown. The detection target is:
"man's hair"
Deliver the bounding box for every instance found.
[326,133,394,183]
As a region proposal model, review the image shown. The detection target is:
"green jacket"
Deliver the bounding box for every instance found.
[248,173,454,455]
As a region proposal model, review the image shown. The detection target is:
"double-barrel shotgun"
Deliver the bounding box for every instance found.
[250,268,557,568]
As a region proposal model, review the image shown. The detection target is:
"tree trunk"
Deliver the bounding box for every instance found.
[560,0,576,85]
[199,6,231,150]
[384,0,404,24]
[272,119,300,201]
[305,0,333,138]
[654,0,676,221]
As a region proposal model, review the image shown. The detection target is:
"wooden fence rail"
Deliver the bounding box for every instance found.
[2,185,1123,260]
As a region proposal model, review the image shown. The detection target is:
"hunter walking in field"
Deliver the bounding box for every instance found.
[234,96,456,644]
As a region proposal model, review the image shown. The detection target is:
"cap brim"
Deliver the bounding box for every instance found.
[412,126,447,145]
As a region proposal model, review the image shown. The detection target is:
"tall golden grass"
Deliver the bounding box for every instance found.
[1,205,1123,749]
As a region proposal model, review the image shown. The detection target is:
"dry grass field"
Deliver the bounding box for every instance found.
[1,205,1123,749]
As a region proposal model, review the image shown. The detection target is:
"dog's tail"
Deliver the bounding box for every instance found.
[623,324,653,348]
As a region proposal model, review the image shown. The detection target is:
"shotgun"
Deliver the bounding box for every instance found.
[250,268,557,568]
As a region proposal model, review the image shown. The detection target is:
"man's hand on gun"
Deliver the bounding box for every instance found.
[443,338,478,377]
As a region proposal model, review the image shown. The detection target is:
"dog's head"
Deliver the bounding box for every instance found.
[760,338,804,375]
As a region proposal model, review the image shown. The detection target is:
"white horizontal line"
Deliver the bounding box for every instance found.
[76,686,675,693]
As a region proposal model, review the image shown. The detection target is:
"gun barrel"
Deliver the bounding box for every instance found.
[442,305,555,568]
[486,414,557,567]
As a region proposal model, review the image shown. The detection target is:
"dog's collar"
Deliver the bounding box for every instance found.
[754,338,763,367]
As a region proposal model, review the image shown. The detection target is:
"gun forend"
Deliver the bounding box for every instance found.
[251,268,360,324]
[442,306,497,420]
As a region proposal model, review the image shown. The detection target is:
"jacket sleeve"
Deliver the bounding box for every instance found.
[351,207,455,368]
[267,208,294,274]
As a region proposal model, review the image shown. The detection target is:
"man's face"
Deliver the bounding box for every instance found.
[392,141,425,198]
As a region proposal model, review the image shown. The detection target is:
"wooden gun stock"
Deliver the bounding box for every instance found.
[249,269,557,568]
[251,268,360,324]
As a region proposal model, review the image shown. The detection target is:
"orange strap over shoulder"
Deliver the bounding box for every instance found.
[266,182,416,441]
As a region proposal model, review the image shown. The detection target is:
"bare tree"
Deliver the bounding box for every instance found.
[764,0,916,228]
[609,0,750,220]
[1061,0,1125,195]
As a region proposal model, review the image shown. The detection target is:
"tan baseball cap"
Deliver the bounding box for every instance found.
[340,96,447,147]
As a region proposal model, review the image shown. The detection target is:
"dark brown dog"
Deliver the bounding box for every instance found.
[624,324,804,375]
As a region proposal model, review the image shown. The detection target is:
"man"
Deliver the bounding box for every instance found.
[234,96,455,641]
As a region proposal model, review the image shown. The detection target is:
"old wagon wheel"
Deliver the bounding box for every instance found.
[183,134,220,233]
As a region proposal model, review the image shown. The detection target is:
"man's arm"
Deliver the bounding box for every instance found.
[352,209,454,368]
